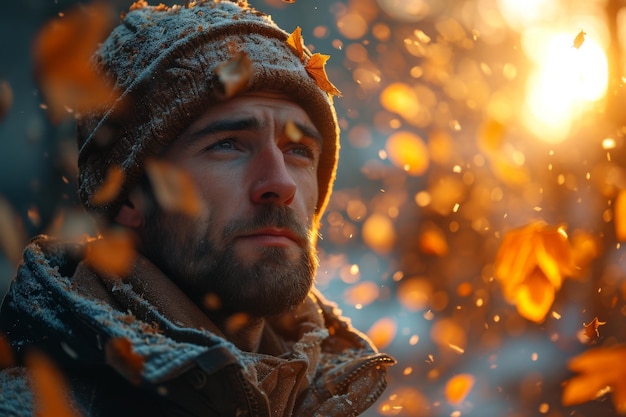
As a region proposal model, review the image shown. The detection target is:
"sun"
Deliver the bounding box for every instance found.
[521,30,608,143]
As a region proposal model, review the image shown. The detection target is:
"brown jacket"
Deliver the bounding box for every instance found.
[0,235,394,416]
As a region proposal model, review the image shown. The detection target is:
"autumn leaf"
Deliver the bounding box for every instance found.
[215,50,252,99]
[0,80,13,122]
[32,2,118,124]
[572,30,586,49]
[85,229,136,276]
[105,337,144,385]
[89,165,125,206]
[563,345,626,414]
[26,350,82,417]
[305,53,342,97]
[615,190,626,242]
[145,159,203,216]
[285,120,303,142]
[0,333,15,370]
[494,221,576,323]
[0,195,27,267]
[583,317,606,342]
[286,26,304,60]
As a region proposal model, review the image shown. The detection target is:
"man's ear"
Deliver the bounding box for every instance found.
[114,197,144,229]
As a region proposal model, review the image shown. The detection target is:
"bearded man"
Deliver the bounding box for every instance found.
[0,1,394,416]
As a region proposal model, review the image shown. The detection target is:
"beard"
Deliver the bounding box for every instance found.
[138,196,318,318]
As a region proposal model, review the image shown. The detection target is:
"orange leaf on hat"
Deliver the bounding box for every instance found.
[305,53,342,97]
[286,26,305,61]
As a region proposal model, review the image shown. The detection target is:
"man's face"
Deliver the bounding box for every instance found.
[138,92,322,317]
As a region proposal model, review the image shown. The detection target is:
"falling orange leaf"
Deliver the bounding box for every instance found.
[0,333,15,370]
[305,53,342,97]
[32,2,118,124]
[26,350,82,417]
[572,30,586,49]
[85,229,136,276]
[286,26,305,60]
[494,221,576,323]
[215,50,252,99]
[583,317,607,341]
[89,165,125,206]
[615,190,626,242]
[145,159,202,216]
[0,195,27,266]
[563,345,626,414]
[285,120,303,142]
[0,80,13,122]
[105,337,144,385]
[445,373,475,405]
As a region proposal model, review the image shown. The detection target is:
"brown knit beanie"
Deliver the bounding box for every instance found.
[76,0,340,223]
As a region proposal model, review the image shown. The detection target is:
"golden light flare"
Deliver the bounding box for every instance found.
[521,29,608,143]
[344,281,380,307]
[385,131,430,176]
[445,373,476,405]
[362,213,396,254]
[378,386,430,416]
[615,190,626,242]
[397,277,433,312]
[367,317,397,350]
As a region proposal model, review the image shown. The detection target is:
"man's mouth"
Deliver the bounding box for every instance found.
[237,228,304,247]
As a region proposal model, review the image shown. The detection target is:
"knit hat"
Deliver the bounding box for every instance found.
[76,0,340,223]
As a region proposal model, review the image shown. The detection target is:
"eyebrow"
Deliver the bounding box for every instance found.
[188,117,323,143]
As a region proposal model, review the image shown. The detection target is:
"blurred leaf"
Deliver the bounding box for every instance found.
[215,50,252,99]
[145,159,202,216]
[0,195,27,267]
[0,80,13,122]
[85,229,135,276]
[563,346,626,414]
[0,333,15,370]
[90,165,125,206]
[285,120,303,142]
[105,337,144,385]
[32,2,118,124]
[494,221,575,323]
[26,350,82,417]
[615,190,626,242]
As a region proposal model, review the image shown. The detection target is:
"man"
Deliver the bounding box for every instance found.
[0,1,394,416]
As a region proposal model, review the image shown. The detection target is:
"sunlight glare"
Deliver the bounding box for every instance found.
[522,31,608,143]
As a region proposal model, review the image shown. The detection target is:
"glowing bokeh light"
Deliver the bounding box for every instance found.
[521,30,608,143]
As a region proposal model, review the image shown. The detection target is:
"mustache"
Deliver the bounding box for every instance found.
[222,206,311,246]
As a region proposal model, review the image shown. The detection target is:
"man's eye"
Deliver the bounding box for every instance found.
[205,138,237,151]
[288,144,315,159]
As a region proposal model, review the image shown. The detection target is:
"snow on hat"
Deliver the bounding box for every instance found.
[76,0,340,222]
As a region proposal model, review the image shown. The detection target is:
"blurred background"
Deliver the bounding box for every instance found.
[2,0,626,416]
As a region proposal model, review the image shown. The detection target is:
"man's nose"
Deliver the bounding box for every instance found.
[250,146,296,206]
